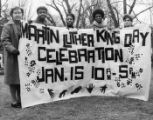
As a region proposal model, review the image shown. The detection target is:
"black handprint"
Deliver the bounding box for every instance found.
[59,89,67,98]
[86,84,94,93]
[71,86,82,94]
[127,78,132,86]
[48,89,54,98]
[100,85,107,93]
[30,60,36,67]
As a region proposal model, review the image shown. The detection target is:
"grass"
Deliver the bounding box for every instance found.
[0,72,153,120]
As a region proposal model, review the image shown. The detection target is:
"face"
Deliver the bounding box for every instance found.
[124,18,132,27]
[12,8,23,21]
[37,9,47,20]
[66,15,74,27]
[94,13,103,24]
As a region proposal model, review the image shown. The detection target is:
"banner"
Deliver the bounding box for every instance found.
[0,54,3,69]
[18,22,151,108]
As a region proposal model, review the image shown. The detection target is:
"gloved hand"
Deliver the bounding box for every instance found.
[12,49,20,55]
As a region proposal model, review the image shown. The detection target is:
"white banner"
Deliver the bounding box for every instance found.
[0,54,3,69]
[18,22,151,108]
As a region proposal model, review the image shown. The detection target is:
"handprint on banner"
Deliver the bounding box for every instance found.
[125,53,143,65]
[129,68,143,79]
[115,77,121,87]
[30,60,36,67]
[25,83,31,92]
[71,86,82,94]
[125,57,134,64]
[26,72,30,77]
[24,57,28,66]
[31,79,40,88]
[121,83,126,88]
[135,54,143,60]
[27,60,36,77]
[26,87,31,92]
[25,60,37,77]
[106,68,111,80]
[86,83,94,93]
[26,43,32,56]
[37,69,42,77]
[128,45,135,55]
[59,90,68,98]
[100,85,107,94]
[40,89,44,94]
[48,89,55,98]
[127,78,133,86]
[135,68,143,77]
[135,83,143,90]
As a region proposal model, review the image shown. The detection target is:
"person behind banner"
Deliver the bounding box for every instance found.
[66,13,75,29]
[35,6,55,26]
[123,14,133,28]
[91,8,107,29]
[1,6,23,108]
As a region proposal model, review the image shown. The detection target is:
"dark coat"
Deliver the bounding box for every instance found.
[1,20,21,85]
[34,17,54,26]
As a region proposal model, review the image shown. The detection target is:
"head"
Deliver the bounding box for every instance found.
[37,6,48,21]
[92,9,104,24]
[123,14,133,27]
[10,7,24,21]
[66,13,75,28]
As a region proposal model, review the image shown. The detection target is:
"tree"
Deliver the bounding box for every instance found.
[106,0,153,28]
[0,0,9,18]
[46,0,153,28]
[47,0,84,27]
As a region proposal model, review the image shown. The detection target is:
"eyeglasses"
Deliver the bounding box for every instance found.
[13,12,22,14]
[124,19,131,22]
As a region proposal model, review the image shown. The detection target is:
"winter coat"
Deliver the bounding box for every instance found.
[91,21,106,29]
[1,20,21,85]
[34,17,54,26]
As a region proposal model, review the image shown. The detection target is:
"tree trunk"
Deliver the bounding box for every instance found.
[106,0,119,28]
[123,0,127,14]
[76,0,82,28]
[0,0,1,17]
[64,0,71,13]
[128,0,137,14]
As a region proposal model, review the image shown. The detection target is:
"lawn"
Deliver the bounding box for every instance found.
[0,73,153,120]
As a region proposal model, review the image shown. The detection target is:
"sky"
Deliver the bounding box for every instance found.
[2,0,153,25]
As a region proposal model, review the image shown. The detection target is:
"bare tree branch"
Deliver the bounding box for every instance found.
[112,7,120,25]
[47,3,56,10]
[47,13,56,26]
[76,0,82,28]
[106,0,119,28]
[80,4,86,28]
[128,0,137,14]
[61,1,68,15]
[70,3,77,11]
[132,11,141,23]
[47,0,66,26]
[63,0,71,13]
[123,0,127,14]
[134,6,153,18]
[2,0,8,8]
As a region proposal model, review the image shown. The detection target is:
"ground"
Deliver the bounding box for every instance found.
[0,73,153,120]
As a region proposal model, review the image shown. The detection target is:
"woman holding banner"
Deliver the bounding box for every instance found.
[1,6,23,108]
